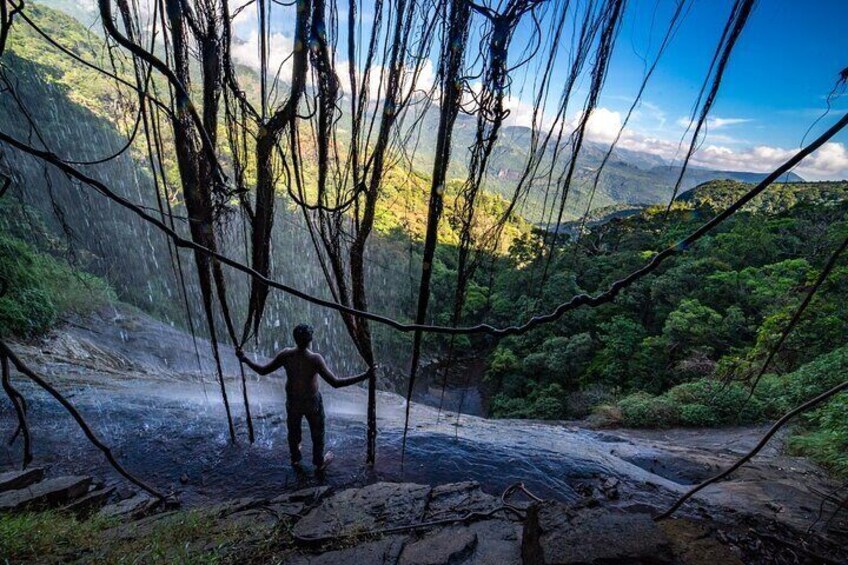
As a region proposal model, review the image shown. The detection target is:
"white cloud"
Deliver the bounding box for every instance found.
[573,107,846,180]
[512,106,624,142]
[709,117,752,129]
[231,30,294,78]
[502,95,540,129]
[689,142,848,180]
[583,107,623,143]
[676,116,752,130]
[613,132,848,180]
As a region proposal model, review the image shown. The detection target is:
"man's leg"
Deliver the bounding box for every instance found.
[305,394,326,467]
[286,401,304,465]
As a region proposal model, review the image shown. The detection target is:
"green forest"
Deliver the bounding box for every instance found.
[421,180,848,475]
[3,0,848,561]
[1,4,846,479]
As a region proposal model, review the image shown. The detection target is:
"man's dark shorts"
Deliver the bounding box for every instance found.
[286,393,325,466]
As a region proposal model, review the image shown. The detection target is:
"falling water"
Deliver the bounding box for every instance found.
[0,48,840,534]
[0,52,417,380]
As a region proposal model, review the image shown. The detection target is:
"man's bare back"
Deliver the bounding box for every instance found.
[243,346,366,399]
[237,324,373,470]
[238,345,371,398]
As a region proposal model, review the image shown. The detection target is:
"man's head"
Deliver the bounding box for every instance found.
[293,324,313,349]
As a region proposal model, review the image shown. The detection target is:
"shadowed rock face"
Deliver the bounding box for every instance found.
[293,482,432,539]
[0,468,45,492]
[523,501,675,564]
[0,476,92,512]
[0,305,843,541]
[249,481,525,564]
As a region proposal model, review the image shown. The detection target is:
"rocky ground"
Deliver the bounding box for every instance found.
[2,305,847,562]
[2,469,845,563]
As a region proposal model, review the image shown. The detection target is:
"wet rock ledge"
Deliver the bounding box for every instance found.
[0,469,839,563]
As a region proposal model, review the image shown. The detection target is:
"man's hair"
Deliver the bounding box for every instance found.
[293,324,313,348]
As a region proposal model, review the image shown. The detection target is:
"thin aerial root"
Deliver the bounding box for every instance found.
[1,108,848,338]
[0,341,166,500]
[656,379,848,521]
[0,174,11,199]
[238,361,255,443]
[2,354,31,469]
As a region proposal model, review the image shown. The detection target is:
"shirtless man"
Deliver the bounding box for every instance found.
[237,324,373,471]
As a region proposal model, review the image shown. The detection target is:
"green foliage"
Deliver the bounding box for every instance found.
[490,383,567,420]
[0,235,114,338]
[476,177,848,444]
[609,346,848,477]
[588,316,647,386]
[668,379,762,424]
[756,343,848,417]
[663,299,723,351]
[617,378,762,428]
[679,404,719,427]
[753,345,848,476]
[487,346,521,377]
[680,179,848,214]
[0,510,108,560]
[0,509,245,563]
[788,393,848,476]
[618,392,681,428]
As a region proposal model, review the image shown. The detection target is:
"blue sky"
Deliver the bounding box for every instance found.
[65,0,848,179]
[228,0,848,179]
[500,0,848,179]
[601,0,848,148]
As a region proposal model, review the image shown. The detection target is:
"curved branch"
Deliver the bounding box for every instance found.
[657,378,848,520]
[0,174,10,199]
[1,354,31,468]
[97,0,227,185]
[2,108,847,336]
[0,341,165,499]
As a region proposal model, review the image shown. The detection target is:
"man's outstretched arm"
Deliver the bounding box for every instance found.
[237,349,289,376]
[316,355,374,388]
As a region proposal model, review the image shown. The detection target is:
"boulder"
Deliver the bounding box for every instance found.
[213,496,267,518]
[0,467,45,493]
[286,536,407,565]
[219,507,280,533]
[269,485,330,518]
[423,481,501,521]
[659,518,743,564]
[466,519,523,565]
[63,486,116,518]
[293,482,431,541]
[98,493,158,521]
[399,526,477,565]
[271,485,330,505]
[0,475,92,512]
[522,501,674,564]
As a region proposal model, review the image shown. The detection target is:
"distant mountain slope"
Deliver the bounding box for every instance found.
[3,3,531,256]
[406,108,805,221]
[28,0,807,227]
[547,178,847,235]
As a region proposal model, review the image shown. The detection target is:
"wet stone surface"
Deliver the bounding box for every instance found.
[0,475,92,512]
[523,501,674,564]
[1,306,846,555]
[0,467,45,493]
[293,482,432,540]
